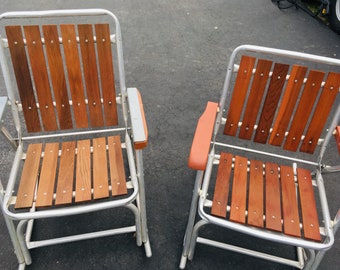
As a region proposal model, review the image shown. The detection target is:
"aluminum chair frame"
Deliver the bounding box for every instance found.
[0,9,151,269]
[180,45,340,269]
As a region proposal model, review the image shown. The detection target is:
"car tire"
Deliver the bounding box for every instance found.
[329,0,340,33]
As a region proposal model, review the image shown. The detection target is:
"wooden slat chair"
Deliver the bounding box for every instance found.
[180,45,340,269]
[0,9,151,268]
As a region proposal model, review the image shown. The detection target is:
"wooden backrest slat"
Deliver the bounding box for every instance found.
[35,143,59,208]
[5,26,41,132]
[15,144,43,209]
[280,165,301,238]
[93,137,110,199]
[297,168,321,241]
[23,26,58,131]
[60,24,89,128]
[55,141,76,205]
[78,24,104,127]
[75,139,92,202]
[300,72,340,153]
[284,70,325,152]
[253,63,289,144]
[229,156,248,223]
[239,59,272,140]
[211,152,233,218]
[95,24,118,126]
[224,56,256,136]
[265,162,282,232]
[43,25,73,130]
[268,65,307,146]
[108,136,127,196]
[247,160,264,228]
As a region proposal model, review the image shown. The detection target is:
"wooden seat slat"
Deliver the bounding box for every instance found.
[35,143,59,207]
[108,136,127,196]
[247,160,264,228]
[297,168,321,241]
[95,24,118,126]
[280,165,301,238]
[239,59,272,140]
[265,162,282,232]
[254,63,289,144]
[211,152,233,218]
[224,56,256,136]
[78,24,104,127]
[43,25,73,130]
[75,140,92,202]
[60,24,89,129]
[5,26,41,133]
[230,156,248,224]
[268,65,307,146]
[284,70,325,152]
[15,144,43,209]
[55,141,76,205]
[93,137,110,199]
[23,26,58,131]
[300,72,340,153]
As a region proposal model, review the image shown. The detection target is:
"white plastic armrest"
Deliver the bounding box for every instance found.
[0,96,8,121]
[127,88,148,149]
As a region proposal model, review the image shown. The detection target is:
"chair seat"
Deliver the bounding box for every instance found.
[15,135,128,209]
[211,152,321,242]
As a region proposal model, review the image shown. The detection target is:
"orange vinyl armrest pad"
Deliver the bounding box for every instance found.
[188,101,219,170]
[335,126,340,155]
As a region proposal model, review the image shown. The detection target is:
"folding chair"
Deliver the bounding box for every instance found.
[180,45,340,269]
[0,9,151,268]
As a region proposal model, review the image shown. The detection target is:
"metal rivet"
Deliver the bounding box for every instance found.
[291,219,294,223]
[117,182,120,185]
[85,39,89,43]
[81,187,85,191]
[77,103,80,106]
[45,105,48,109]
[294,79,298,83]
[270,170,274,174]
[277,76,281,79]
[312,83,315,86]
[32,41,36,45]
[102,38,106,42]
[24,193,28,197]
[276,133,280,137]
[230,123,234,127]
[63,190,67,194]
[235,206,239,210]
[68,39,71,43]
[245,126,249,131]
[217,201,221,205]
[61,104,65,107]
[43,192,47,196]
[310,223,314,227]
[260,73,264,77]
[261,129,265,133]
[99,185,102,189]
[330,86,334,90]
[14,41,18,45]
[272,215,276,219]
[93,102,96,106]
[28,106,32,110]
[309,140,312,144]
[292,137,296,141]
[244,70,247,73]
[108,101,112,105]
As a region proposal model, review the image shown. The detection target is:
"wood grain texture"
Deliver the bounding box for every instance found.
[75,140,92,202]
[211,152,233,218]
[5,26,41,132]
[93,137,109,199]
[254,63,289,143]
[224,56,256,136]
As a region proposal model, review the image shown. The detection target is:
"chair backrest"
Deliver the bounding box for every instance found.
[0,10,125,135]
[217,45,340,161]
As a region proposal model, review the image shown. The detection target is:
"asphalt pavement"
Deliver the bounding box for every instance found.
[0,0,339,269]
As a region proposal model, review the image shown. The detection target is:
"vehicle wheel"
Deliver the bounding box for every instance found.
[329,0,340,34]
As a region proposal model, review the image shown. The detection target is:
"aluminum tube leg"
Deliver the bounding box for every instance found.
[125,203,142,247]
[310,209,340,270]
[0,182,25,268]
[16,220,32,265]
[135,150,152,257]
[180,171,204,269]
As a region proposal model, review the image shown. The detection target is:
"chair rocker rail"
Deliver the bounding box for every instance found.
[2,133,140,221]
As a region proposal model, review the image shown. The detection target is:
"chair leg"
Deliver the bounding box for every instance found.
[180,170,204,269]
[135,150,152,257]
[16,220,32,265]
[1,181,26,268]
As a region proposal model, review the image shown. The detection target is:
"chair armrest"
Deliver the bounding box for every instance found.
[0,96,8,121]
[335,126,340,155]
[188,101,219,170]
[127,88,148,149]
